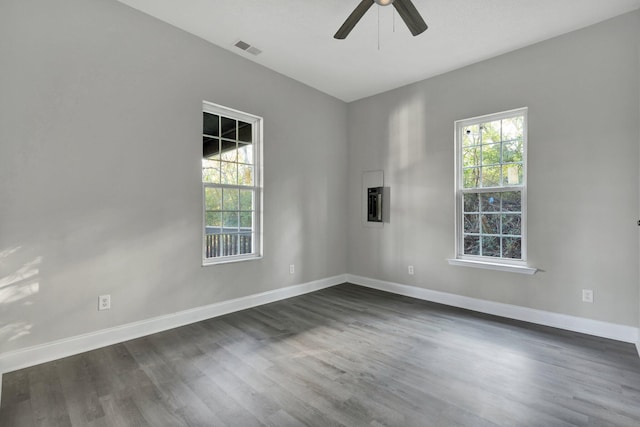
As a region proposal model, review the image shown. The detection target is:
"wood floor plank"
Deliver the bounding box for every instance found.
[0,399,34,427]
[2,283,640,426]
[129,382,189,427]
[184,370,263,427]
[266,409,306,427]
[0,369,31,407]
[216,345,358,427]
[56,354,106,425]
[27,363,73,427]
[97,394,148,427]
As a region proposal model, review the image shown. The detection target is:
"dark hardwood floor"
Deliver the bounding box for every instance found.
[1,283,640,426]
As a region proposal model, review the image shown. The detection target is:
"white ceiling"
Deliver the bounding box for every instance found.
[116,0,640,102]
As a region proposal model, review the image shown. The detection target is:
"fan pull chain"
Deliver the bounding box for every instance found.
[377,6,380,50]
[393,7,396,32]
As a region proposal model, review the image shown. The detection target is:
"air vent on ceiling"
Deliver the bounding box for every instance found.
[234,40,262,56]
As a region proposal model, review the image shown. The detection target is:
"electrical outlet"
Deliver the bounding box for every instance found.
[99,295,111,311]
[289,264,295,274]
[408,265,414,275]
[582,289,593,303]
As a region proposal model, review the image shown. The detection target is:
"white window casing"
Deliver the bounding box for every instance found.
[448,107,536,274]
[202,101,263,265]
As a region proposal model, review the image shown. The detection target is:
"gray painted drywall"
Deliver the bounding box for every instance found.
[0,0,348,354]
[347,11,640,327]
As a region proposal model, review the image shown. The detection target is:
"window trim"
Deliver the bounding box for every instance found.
[202,101,263,266]
[450,107,536,274]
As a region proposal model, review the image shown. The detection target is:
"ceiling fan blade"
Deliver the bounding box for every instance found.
[393,0,428,36]
[334,0,374,39]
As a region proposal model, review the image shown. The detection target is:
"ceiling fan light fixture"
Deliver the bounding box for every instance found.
[334,0,426,40]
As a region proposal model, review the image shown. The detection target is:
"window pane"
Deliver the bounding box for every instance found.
[482,236,500,257]
[203,137,220,159]
[238,143,253,164]
[481,214,500,235]
[481,165,501,187]
[239,190,253,211]
[223,212,238,228]
[480,193,500,212]
[220,140,236,162]
[502,191,521,212]
[501,116,523,141]
[238,164,254,186]
[221,161,237,185]
[222,189,239,211]
[238,121,252,143]
[502,214,521,236]
[239,233,253,255]
[218,234,238,256]
[462,125,480,147]
[203,113,219,137]
[240,211,252,228]
[481,120,501,144]
[482,143,501,165]
[464,235,480,255]
[206,211,222,227]
[463,168,480,188]
[221,117,236,140]
[205,211,222,228]
[463,193,479,212]
[503,164,523,186]
[463,147,480,168]
[502,140,523,163]
[202,159,220,183]
[502,237,522,259]
[464,214,479,233]
[204,187,222,211]
[205,233,221,258]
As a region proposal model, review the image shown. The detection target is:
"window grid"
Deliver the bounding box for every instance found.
[461,190,523,259]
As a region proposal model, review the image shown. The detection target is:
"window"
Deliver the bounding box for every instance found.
[202,102,262,264]
[454,108,528,265]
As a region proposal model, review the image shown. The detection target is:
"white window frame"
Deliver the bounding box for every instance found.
[202,101,263,265]
[449,107,536,275]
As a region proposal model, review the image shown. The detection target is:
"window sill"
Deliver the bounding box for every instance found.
[447,258,537,275]
[203,255,262,267]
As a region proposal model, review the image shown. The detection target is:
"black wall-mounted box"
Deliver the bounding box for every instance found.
[367,187,383,222]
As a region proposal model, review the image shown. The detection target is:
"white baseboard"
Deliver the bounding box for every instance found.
[0,274,347,377]
[347,274,639,344]
[0,273,637,404]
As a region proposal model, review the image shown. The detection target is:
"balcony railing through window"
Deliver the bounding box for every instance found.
[205,227,252,258]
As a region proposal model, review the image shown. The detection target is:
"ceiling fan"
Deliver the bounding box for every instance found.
[334,0,428,40]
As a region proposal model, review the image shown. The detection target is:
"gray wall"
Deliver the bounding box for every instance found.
[347,11,640,327]
[0,0,348,353]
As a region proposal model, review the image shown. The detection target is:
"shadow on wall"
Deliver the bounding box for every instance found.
[0,246,41,348]
[0,207,198,356]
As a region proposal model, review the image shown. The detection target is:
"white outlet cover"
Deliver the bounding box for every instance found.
[99,295,111,310]
[582,290,593,303]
